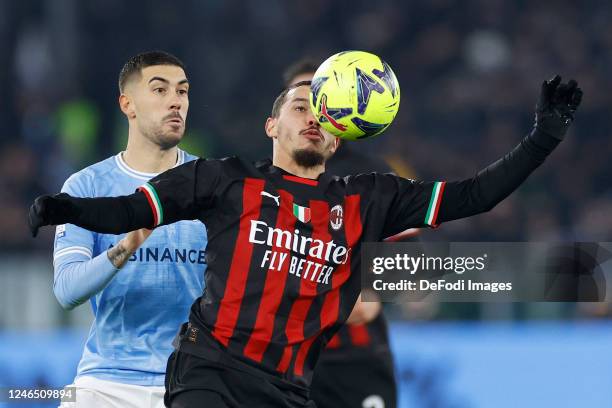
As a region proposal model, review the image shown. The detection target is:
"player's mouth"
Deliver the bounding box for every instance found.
[164,114,184,125]
[300,127,323,142]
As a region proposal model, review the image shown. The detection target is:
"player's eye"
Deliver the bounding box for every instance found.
[178,89,188,96]
[153,87,166,95]
[295,105,306,112]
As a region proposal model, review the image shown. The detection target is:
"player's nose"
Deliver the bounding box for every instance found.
[305,110,318,127]
[169,93,182,110]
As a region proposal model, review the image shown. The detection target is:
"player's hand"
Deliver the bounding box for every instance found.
[535,75,583,140]
[28,193,75,237]
[346,291,381,325]
[120,228,153,253]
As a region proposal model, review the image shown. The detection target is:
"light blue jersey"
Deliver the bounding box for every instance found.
[53,149,206,386]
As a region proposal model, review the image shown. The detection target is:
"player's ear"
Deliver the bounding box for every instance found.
[326,135,340,155]
[265,117,277,139]
[119,94,136,119]
[332,137,340,152]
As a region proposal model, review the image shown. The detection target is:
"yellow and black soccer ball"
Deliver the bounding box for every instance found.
[309,51,401,140]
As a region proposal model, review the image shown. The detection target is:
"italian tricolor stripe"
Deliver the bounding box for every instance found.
[138,183,164,227]
[292,203,311,223]
[424,181,446,227]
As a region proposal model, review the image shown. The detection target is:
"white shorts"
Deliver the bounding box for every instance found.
[58,376,165,408]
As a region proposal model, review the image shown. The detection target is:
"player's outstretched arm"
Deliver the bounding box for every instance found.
[437,76,582,224]
[29,192,154,237]
[29,158,218,237]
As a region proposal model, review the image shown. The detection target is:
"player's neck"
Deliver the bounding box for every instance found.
[272,155,324,179]
[123,137,179,174]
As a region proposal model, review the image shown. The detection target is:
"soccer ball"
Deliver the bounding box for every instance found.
[309,51,400,141]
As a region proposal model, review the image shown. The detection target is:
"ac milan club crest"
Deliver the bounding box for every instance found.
[330,204,343,230]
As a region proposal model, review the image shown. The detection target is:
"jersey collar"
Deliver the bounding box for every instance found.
[254,158,335,187]
[115,149,185,180]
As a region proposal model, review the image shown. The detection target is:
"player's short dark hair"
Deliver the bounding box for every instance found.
[271,81,311,118]
[282,58,319,86]
[118,51,186,93]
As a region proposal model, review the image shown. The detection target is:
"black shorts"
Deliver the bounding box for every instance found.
[164,349,317,408]
[310,351,397,408]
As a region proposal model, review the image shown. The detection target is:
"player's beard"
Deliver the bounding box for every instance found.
[152,129,182,150]
[292,148,325,168]
[141,122,183,150]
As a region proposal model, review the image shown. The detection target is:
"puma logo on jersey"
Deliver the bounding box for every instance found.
[261,191,280,206]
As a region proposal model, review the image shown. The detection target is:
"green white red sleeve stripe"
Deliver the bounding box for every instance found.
[138,183,164,227]
[424,181,446,227]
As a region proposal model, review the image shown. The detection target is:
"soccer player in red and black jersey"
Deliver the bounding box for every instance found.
[30,76,582,407]
[283,58,401,408]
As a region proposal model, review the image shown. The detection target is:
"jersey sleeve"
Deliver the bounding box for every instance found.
[53,171,121,309]
[366,128,562,238]
[53,172,96,267]
[137,158,221,227]
[366,174,446,237]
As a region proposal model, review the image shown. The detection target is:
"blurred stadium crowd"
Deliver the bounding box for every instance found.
[1,0,611,320]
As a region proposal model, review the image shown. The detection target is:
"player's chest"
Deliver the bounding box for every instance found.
[224,178,362,239]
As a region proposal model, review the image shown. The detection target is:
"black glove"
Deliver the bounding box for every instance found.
[535,75,583,140]
[28,193,78,237]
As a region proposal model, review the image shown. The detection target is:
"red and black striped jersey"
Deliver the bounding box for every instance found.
[319,144,397,361]
[324,313,390,354]
[139,156,445,387]
[45,128,557,388]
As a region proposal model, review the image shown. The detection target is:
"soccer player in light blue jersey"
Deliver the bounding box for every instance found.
[55,51,206,408]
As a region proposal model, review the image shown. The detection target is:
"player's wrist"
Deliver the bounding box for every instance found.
[118,237,138,253]
[107,241,134,269]
[529,127,563,151]
[534,118,569,141]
